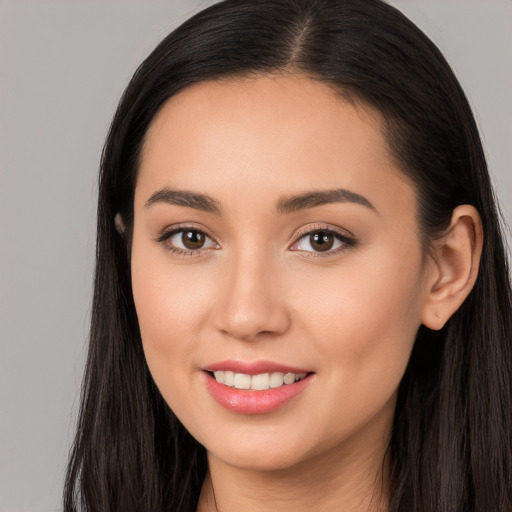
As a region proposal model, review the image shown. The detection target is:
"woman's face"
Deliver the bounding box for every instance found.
[131,75,432,471]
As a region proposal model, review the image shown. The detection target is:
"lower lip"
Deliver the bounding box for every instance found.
[203,372,314,415]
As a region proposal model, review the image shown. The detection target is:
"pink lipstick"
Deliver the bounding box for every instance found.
[202,360,315,415]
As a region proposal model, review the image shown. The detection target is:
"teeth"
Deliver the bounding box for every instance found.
[233,373,251,389]
[269,372,285,388]
[283,372,295,385]
[251,373,270,390]
[212,371,308,390]
[224,371,235,387]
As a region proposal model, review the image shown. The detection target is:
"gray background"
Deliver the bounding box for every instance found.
[0,1,510,510]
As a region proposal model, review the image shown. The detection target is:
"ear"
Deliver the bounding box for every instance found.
[421,205,483,330]
[114,212,126,236]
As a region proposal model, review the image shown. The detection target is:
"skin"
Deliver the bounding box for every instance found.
[130,75,482,511]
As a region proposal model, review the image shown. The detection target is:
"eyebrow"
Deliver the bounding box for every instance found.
[144,186,376,215]
[276,188,376,214]
[145,188,222,214]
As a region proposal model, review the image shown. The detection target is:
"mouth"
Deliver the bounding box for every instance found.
[207,370,309,390]
[202,361,315,414]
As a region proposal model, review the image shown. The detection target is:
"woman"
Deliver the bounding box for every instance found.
[64,0,512,510]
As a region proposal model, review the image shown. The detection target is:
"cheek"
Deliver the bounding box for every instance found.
[290,248,424,412]
[130,240,216,398]
[130,253,223,441]
[133,265,211,347]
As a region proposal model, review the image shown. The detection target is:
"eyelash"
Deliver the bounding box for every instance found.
[156,224,218,258]
[156,224,358,258]
[291,224,358,258]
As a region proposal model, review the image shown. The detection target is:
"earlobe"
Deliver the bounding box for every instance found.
[421,205,483,330]
[114,212,126,236]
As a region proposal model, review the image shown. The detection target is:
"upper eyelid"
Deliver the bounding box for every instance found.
[157,223,219,243]
[292,223,355,241]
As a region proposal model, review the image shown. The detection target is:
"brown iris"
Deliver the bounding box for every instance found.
[310,232,335,252]
[182,230,206,250]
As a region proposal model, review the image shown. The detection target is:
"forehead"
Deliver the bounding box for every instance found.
[136,74,416,220]
[142,75,384,170]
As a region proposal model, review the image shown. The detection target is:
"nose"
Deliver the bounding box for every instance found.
[213,249,291,342]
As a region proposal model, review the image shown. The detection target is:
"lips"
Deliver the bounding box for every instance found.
[202,360,315,414]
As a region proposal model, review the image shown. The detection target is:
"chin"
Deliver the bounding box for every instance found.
[196,420,332,473]
[208,441,311,472]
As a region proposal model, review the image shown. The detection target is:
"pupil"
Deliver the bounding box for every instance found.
[310,232,334,252]
[183,230,204,249]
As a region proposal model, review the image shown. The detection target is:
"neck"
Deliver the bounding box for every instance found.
[197,427,390,512]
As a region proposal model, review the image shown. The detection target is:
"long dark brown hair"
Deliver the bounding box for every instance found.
[64,1,512,510]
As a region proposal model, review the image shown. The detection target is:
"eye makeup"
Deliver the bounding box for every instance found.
[155,221,358,259]
[290,223,358,258]
[155,223,219,257]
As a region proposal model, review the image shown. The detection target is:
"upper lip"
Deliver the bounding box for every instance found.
[203,359,312,375]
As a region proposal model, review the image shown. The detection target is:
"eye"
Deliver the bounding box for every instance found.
[158,227,217,255]
[171,229,213,250]
[292,227,357,254]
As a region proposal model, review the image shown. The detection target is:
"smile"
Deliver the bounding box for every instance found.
[202,361,315,415]
[212,371,308,390]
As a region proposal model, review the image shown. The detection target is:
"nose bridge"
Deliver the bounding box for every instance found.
[214,242,290,341]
